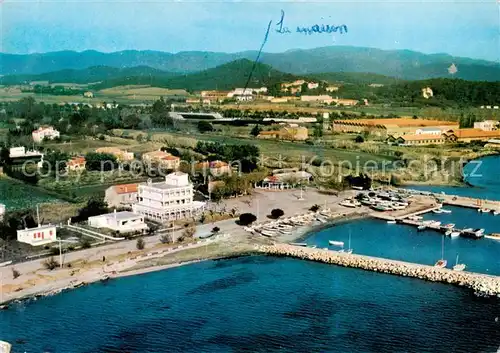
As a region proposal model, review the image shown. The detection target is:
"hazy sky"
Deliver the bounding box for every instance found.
[1,0,499,61]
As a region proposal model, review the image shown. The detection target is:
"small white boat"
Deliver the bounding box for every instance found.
[473,228,485,237]
[433,209,443,214]
[478,208,491,213]
[450,231,461,238]
[316,216,327,224]
[290,242,307,247]
[260,230,275,237]
[453,254,466,272]
[434,259,447,268]
[435,235,447,268]
[387,220,397,224]
[445,230,452,236]
[444,223,455,229]
[417,225,427,231]
[340,200,358,208]
[493,211,499,216]
[279,229,292,235]
[329,240,344,247]
[440,209,452,214]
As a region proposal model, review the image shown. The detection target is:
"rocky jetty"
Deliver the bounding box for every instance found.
[258,244,500,297]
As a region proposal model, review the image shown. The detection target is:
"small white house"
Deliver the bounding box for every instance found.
[32,126,60,143]
[17,224,57,246]
[88,210,148,234]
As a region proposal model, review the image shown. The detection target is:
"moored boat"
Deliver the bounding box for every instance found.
[440,209,452,214]
[444,223,455,229]
[453,254,466,271]
[434,259,447,268]
[417,225,427,231]
[387,220,396,224]
[329,240,344,247]
[450,231,461,238]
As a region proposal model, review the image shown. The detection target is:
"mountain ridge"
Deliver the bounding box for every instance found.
[1,46,498,81]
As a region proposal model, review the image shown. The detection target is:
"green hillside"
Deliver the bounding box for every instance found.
[0,66,177,85]
[90,59,300,91]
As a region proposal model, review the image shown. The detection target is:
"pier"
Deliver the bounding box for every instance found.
[257,244,500,297]
[400,188,500,211]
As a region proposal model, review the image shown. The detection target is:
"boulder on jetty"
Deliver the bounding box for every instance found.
[257,244,500,297]
[0,340,12,353]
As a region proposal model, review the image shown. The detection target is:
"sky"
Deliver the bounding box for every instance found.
[0,0,499,61]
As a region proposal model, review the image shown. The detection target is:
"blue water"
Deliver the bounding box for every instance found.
[1,257,499,353]
[406,154,500,201]
[306,207,500,275]
[2,156,500,352]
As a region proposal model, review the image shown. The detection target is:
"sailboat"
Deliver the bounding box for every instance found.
[434,235,447,268]
[453,254,466,271]
[345,229,353,254]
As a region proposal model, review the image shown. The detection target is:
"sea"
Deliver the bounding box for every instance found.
[1,156,500,353]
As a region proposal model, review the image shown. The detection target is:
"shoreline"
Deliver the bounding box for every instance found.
[0,209,366,308]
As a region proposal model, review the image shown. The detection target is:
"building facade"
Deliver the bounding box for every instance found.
[473,120,499,131]
[142,150,180,170]
[332,118,459,137]
[88,211,148,234]
[132,172,204,222]
[32,126,60,143]
[105,183,139,208]
[66,156,86,172]
[17,224,57,246]
[95,147,134,162]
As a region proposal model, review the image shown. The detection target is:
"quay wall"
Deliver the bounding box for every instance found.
[257,244,500,297]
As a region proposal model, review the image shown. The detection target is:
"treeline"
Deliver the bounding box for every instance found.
[373,78,500,107]
[21,85,86,96]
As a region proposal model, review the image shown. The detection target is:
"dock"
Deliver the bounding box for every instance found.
[258,244,500,297]
[400,188,500,211]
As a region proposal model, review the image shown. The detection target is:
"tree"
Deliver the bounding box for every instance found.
[85,152,118,171]
[72,198,108,223]
[313,124,323,138]
[309,204,320,212]
[136,238,145,250]
[43,257,59,270]
[250,125,262,137]
[197,121,214,133]
[239,213,257,226]
[270,208,284,219]
[160,234,170,244]
[355,135,365,143]
[11,268,20,279]
[211,226,220,234]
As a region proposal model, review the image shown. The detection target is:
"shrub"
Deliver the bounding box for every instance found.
[270,208,285,219]
[309,204,320,212]
[43,257,60,270]
[239,213,257,226]
[12,268,20,279]
[212,226,220,234]
[355,135,365,143]
[160,234,170,244]
[80,238,92,249]
[136,238,145,250]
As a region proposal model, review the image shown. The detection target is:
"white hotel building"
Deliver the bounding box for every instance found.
[132,172,205,222]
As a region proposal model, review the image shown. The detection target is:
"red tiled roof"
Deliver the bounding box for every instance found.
[113,183,138,194]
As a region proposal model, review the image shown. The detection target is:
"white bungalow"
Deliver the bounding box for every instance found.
[88,210,148,234]
[17,224,57,246]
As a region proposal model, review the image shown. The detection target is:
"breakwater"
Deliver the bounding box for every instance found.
[257,244,500,297]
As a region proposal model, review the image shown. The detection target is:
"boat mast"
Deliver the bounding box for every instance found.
[441,235,445,260]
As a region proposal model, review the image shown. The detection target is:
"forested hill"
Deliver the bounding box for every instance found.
[90,59,300,91]
[0,66,177,85]
[362,78,500,107]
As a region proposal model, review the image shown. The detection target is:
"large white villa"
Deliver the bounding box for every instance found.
[132,172,205,222]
